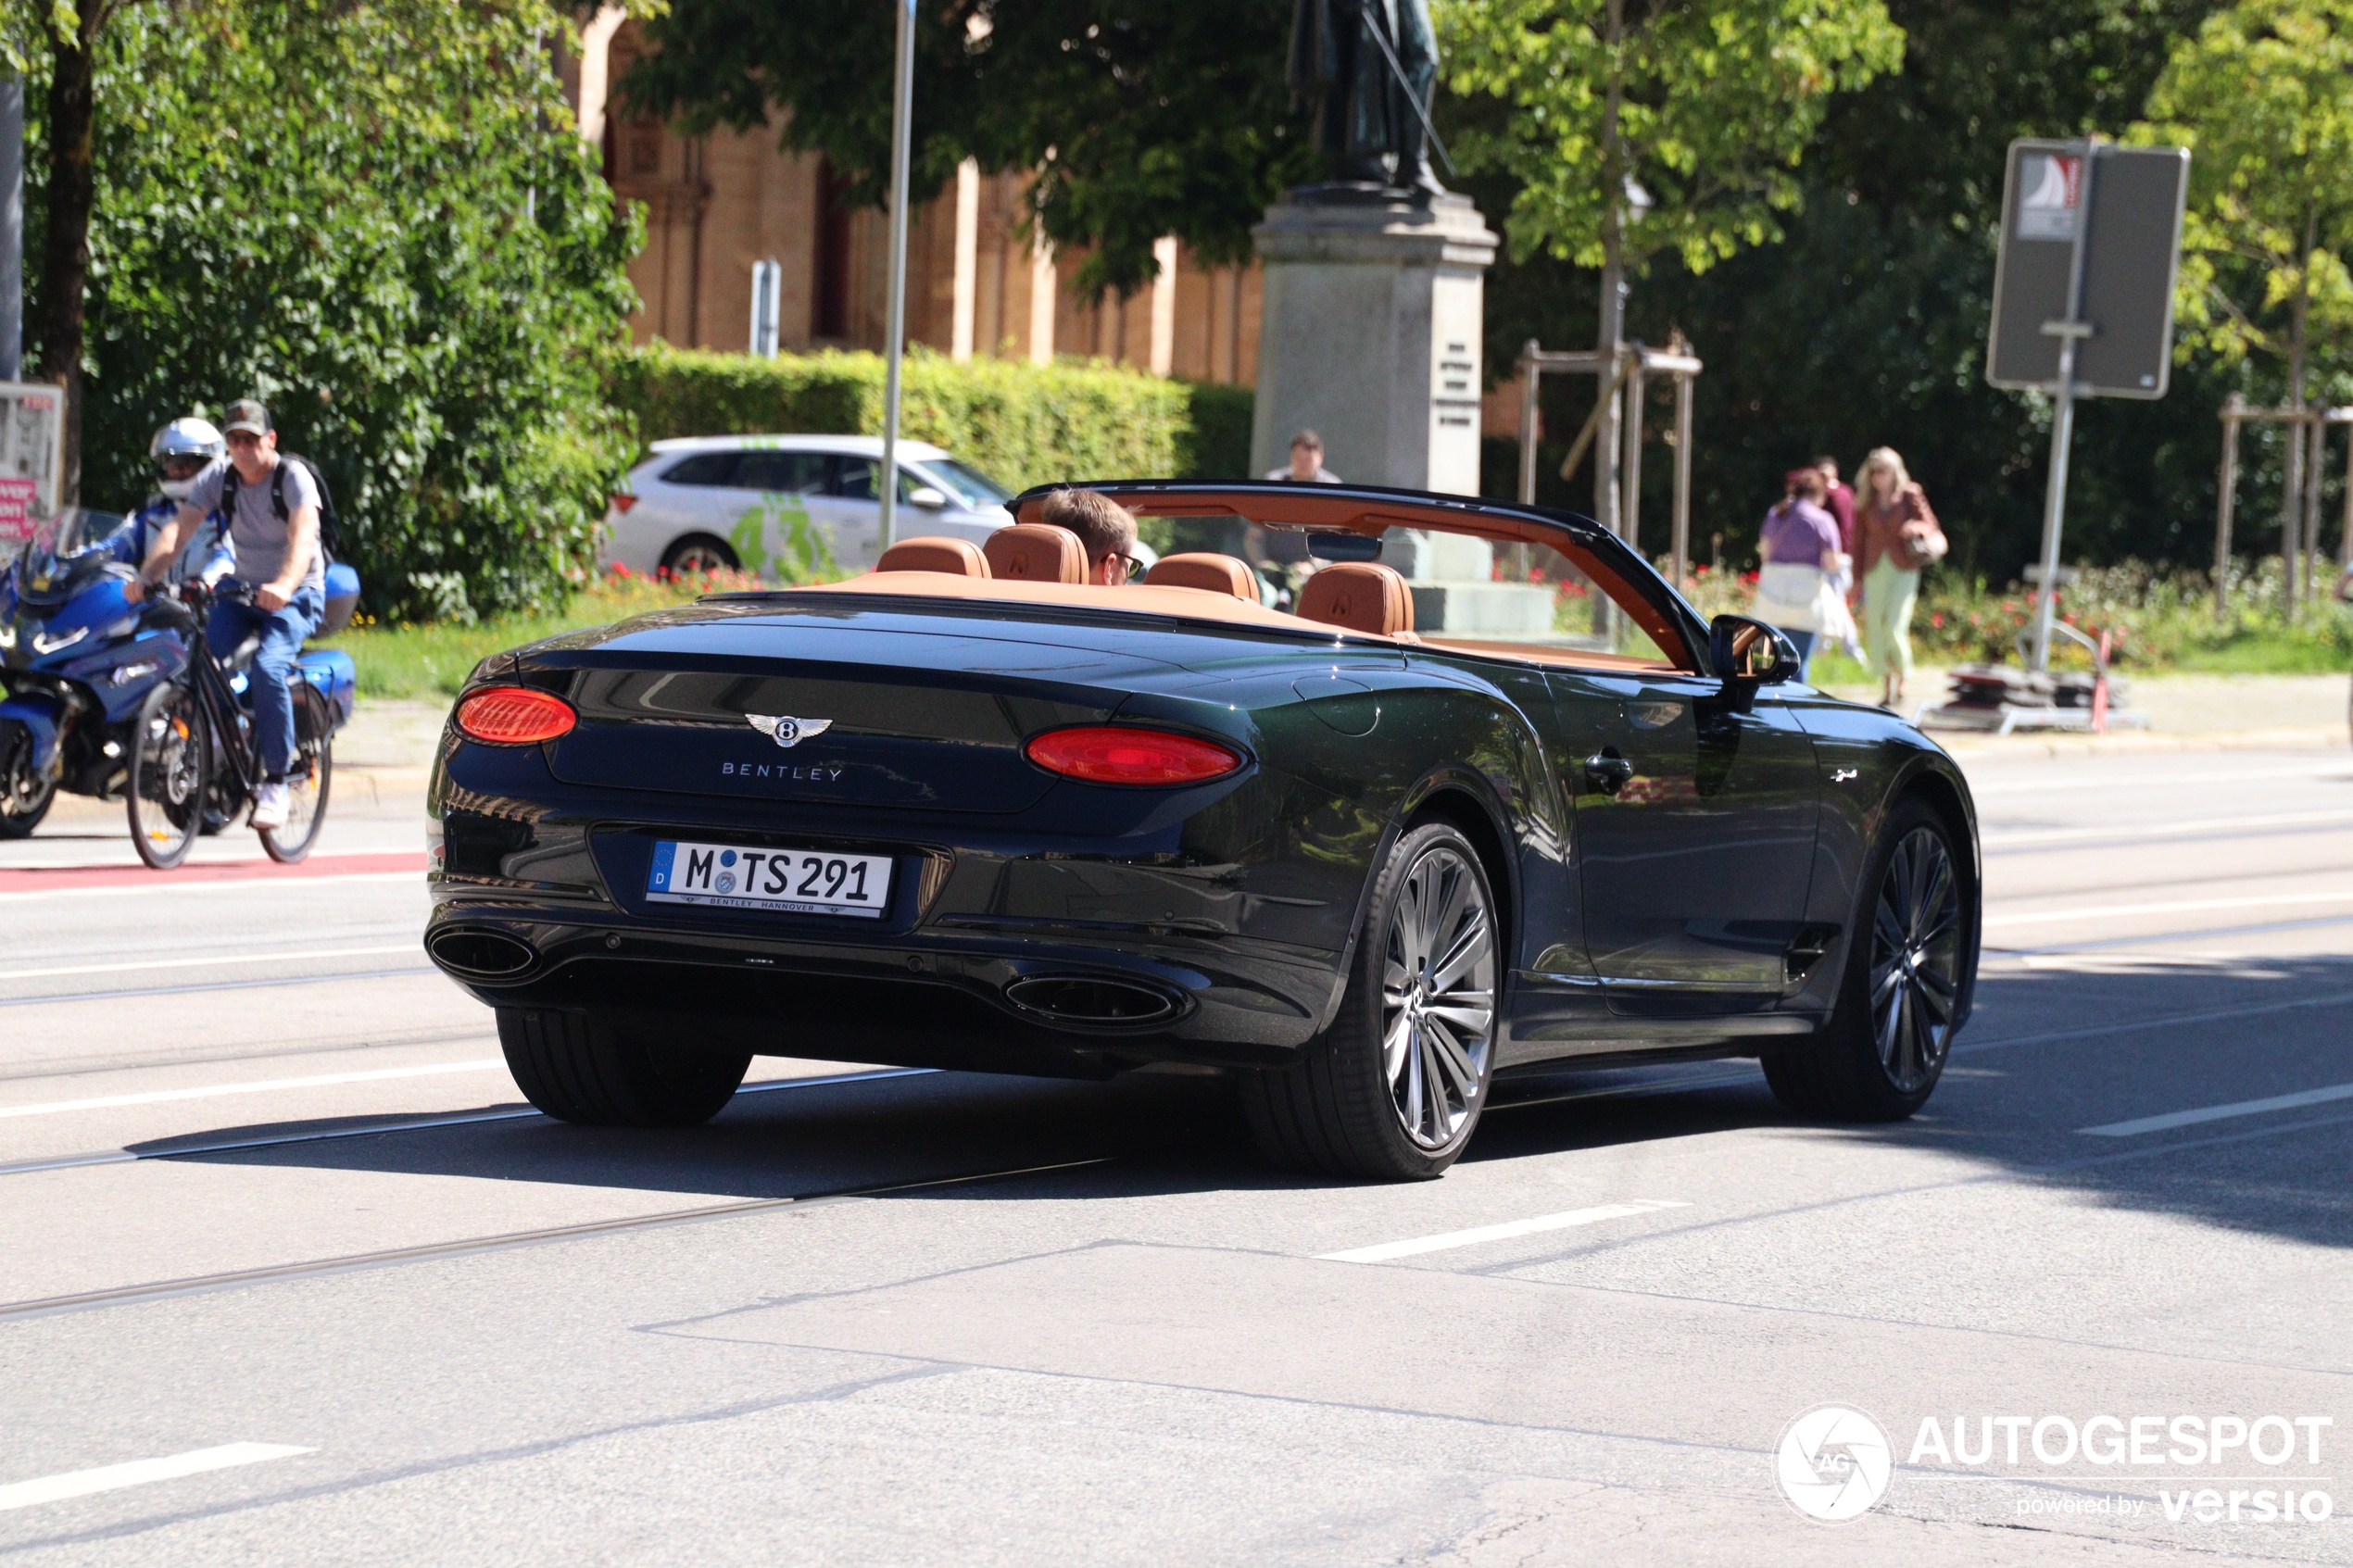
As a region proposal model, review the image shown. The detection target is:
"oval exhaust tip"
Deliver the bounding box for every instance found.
[1005,975,1180,1027]
[428,927,538,979]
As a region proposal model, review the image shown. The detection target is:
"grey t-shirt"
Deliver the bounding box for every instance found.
[185,456,327,595]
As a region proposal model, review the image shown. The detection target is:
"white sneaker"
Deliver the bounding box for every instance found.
[250,781,289,830]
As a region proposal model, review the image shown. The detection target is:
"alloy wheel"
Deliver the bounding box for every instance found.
[1379,844,1496,1149]
[1869,825,1962,1093]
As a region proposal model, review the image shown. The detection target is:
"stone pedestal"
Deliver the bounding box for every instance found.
[1251,191,1550,634]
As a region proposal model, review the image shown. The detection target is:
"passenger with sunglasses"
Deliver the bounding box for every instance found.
[1039,486,1145,586]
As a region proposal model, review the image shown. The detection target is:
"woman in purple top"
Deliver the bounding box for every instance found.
[1751,468,1847,680]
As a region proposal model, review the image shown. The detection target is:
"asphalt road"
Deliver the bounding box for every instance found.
[0,742,2347,1565]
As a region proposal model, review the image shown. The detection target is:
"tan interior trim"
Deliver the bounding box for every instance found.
[1416,638,1679,674]
[800,571,1393,637]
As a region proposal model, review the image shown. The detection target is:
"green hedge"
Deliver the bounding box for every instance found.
[609,344,1255,490]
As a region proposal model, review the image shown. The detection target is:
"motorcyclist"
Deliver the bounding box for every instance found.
[110,419,233,585]
[125,399,325,832]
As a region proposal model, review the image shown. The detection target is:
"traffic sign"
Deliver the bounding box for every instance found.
[0,380,63,544]
[1987,141,2188,397]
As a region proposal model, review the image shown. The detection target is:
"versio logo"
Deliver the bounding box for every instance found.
[1777,1405,1894,1523]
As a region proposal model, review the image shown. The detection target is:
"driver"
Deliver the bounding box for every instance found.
[111,418,233,585]
[126,399,325,832]
[1038,487,1141,586]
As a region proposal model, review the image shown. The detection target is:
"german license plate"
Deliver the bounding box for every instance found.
[647,840,892,918]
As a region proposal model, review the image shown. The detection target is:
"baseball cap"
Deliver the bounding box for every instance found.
[222,399,271,437]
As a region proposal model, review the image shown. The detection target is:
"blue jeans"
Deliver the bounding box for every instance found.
[207,583,323,780]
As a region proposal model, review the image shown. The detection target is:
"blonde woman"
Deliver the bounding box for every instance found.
[1855,447,1946,708]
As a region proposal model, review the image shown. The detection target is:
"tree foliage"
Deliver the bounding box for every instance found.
[1470,0,2250,580]
[2133,0,2353,395]
[23,0,642,621]
[1437,0,1905,274]
[618,0,1316,300]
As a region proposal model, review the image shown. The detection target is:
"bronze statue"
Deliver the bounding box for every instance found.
[1288,0,1445,198]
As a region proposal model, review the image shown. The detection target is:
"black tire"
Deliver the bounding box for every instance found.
[0,720,55,838]
[497,1008,752,1127]
[1239,820,1500,1180]
[660,534,739,578]
[126,683,210,871]
[259,690,333,864]
[1763,797,1970,1121]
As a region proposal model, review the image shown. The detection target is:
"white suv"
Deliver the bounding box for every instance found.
[601,435,1018,583]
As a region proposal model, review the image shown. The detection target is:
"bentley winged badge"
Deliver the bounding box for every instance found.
[745,713,834,748]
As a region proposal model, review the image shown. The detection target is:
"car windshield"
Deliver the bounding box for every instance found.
[1129,508,1689,670]
[917,458,1013,508]
[18,508,125,581]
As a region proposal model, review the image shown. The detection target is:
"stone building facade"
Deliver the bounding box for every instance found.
[559,10,1263,385]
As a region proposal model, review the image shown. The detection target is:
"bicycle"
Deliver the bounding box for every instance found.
[125,582,335,869]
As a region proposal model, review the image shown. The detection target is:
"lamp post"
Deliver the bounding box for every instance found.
[877,0,917,554]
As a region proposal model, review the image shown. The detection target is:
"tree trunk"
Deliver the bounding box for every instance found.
[38,6,101,506]
[1592,0,1626,543]
[2281,203,2316,616]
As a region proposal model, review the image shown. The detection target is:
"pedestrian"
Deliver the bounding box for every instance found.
[1750,467,1846,681]
[124,399,326,830]
[1266,430,1341,484]
[1815,454,1856,558]
[1854,446,1946,709]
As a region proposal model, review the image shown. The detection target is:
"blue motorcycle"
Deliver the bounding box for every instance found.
[0,508,359,864]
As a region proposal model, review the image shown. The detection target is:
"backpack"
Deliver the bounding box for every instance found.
[221,453,343,559]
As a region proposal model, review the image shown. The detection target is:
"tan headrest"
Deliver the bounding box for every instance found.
[1297,561,1414,636]
[1143,553,1258,600]
[984,523,1088,584]
[876,536,990,577]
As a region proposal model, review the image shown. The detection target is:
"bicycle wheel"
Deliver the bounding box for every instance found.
[127,682,210,871]
[260,689,333,864]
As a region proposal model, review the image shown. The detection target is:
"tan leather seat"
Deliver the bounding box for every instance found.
[1143,553,1258,600]
[1297,561,1414,636]
[983,523,1088,583]
[876,536,990,577]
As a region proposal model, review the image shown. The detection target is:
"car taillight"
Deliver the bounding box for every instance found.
[456,686,576,746]
[1024,726,1242,786]
[611,493,637,514]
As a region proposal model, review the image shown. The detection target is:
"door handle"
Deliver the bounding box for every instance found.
[1583,750,1634,795]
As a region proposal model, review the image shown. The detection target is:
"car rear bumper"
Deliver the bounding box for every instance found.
[422,897,1339,1076]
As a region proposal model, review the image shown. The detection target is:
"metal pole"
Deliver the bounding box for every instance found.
[2303,411,2326,608]
[2030,141,2097,674]
[2215,395,2240,616]
[0,73,21,383]
[2283,404,2307,619]
[1671,370,1692,591]
[1619,355,1645,558]
[876,0,917,554]
[2031,336,2083,671]
[1517,341,1540,507]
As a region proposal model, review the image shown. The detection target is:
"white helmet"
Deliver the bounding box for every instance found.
[150,417,225,500]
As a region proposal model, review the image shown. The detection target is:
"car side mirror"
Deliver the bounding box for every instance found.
[1709,614,1799,686]
[906,485,950,510]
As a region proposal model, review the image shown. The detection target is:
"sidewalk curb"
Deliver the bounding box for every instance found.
[1934,725,2349,759]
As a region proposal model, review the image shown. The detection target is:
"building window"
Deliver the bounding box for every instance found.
[816,158,853,342]
[750,258,783,358]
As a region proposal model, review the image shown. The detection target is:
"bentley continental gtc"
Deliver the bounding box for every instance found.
[426,483,1980,1180]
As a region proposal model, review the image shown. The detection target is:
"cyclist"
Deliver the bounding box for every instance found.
[124,399,324,832]
[110,418,233,585]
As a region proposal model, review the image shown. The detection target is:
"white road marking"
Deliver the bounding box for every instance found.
[2079,1082,2353,1137]
[0,1443,313,1512]
[1319,1200,1690,1263]
[0,945,415,984]
[1982,890,2353,929]
[1981,809,2353,847]
[0,872,419,904]
[0,1060,503,1119]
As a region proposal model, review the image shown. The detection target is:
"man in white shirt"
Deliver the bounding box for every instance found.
[1265,430,1341,484]
[125,399,324,830]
